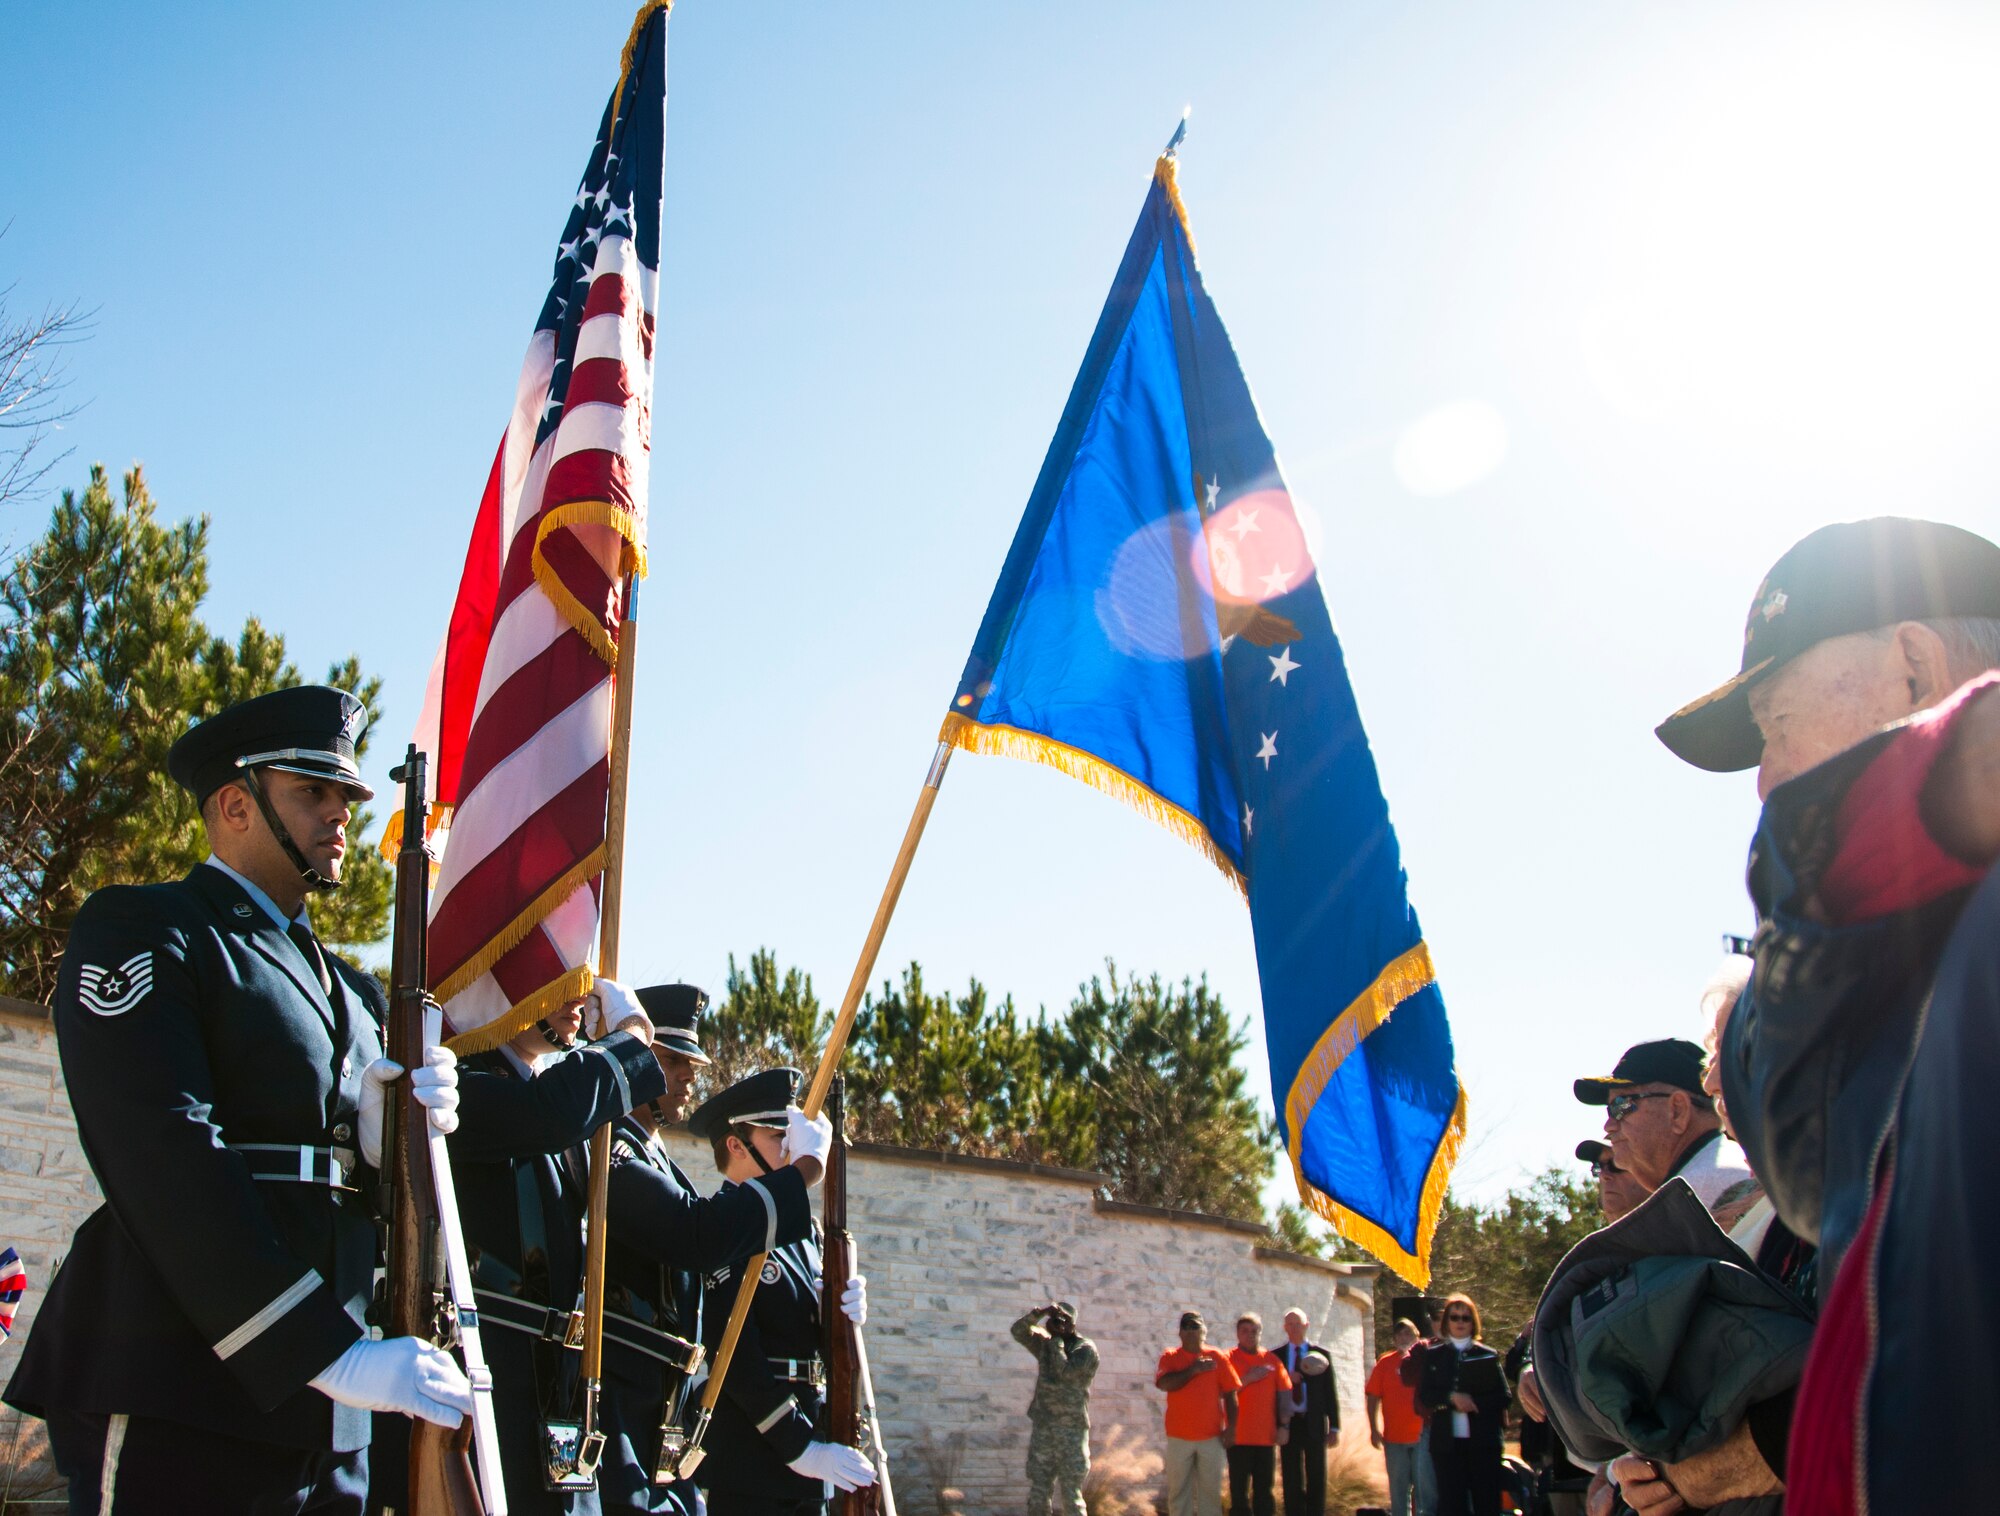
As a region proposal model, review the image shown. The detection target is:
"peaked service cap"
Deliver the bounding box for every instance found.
[687,1067,800,1142]
[635,983,711,1064]
[168,685,374,804]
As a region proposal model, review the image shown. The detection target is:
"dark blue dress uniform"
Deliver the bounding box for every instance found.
[442,1032,667,1516]
[599,1116,814,1514]
[695,1206,828,1516]
[4,688,389,1513]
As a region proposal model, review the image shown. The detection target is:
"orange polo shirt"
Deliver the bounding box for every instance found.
[1157,1346,1243,1439]
[1365,1348,1425,1444]
[1227,1348,1294,1446]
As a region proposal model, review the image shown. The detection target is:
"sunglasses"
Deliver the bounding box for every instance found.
[1605,1091,1673,1121]
[1589,1161,1621,1178]
[1444,1312,1474,1322]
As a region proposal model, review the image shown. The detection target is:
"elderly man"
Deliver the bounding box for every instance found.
[1575,1141,1647,1225]
[1615,516,2000,1516]
[1273,1309,1337,1516]
[1574,1039,1758,1229]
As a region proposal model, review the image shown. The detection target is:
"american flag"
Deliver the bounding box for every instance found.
[0,1246,24,1338]
[406,2,670,1053]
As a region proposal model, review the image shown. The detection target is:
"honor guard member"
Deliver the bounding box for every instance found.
[687,1069,874,1516]
[597,986,828,1513]
[424,977,670,1516]
[2,686,471,1514]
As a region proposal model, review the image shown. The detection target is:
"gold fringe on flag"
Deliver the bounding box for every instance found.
[939,712,1245,897]
[532,499,649,665]
[1281,941,1464,1288]
[433,844,607,1018]
[1154,154,1197,260]
[446,963,597,1058]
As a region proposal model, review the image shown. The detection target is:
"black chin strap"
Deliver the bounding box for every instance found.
[238,767,339,894]
[538,1018,578,1051]
[734,1124,777,1176]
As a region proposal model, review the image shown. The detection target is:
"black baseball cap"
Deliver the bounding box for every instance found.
[1574,1038,1708,1105]
[1575,1139,1614,1169]
[168,685,374,803]
[1656,517,2000,772]
[1179,1311,1205,1330]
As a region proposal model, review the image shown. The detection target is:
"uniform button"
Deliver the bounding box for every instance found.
[341,1058,353,1078]
[332,1122,354,1143]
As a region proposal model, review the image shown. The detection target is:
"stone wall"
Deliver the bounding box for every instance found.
[0,1006,1378,1513]
[654,1130,1377,1515]
[0,997,90,1496]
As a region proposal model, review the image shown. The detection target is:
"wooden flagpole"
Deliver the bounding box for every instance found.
[673,738,955,1476]
[579,572,642,1467]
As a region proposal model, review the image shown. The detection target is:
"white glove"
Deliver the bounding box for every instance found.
[787,1440,877,1491]
[356,1048,461,1168]
[841,1274,868,1325]
[782,1107,833,1170]
[310,1337,474,1428]
[585,976,652,1043]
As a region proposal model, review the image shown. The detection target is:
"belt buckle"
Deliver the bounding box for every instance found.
[683,1341,706,1376]
[544,1308,586,1349]
[541,1420,601,1491]
[652,1428,689,1486]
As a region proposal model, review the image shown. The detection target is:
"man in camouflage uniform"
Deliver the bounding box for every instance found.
[1013,1301,1099,1516]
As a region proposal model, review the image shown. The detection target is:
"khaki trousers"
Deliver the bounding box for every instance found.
[1165,1436,1226,1516]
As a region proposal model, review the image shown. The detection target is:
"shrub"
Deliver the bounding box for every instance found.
[1082,1423,1163,1516]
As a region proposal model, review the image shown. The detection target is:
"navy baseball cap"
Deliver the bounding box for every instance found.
[1657,517,2000,772]
[1574,1039,1708,1104]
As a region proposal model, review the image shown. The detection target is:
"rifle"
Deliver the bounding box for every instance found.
[383,746,507,1516]
[821,1077,896,1516]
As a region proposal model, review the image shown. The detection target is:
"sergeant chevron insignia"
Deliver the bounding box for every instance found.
[78,952,155,1016]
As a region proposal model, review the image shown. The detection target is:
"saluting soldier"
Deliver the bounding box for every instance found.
[1014,1300,1099,1516]
[2,686,471,1513]
[687,1069,874,1516]
[596,986,828,1513]
[407,978,669,1516]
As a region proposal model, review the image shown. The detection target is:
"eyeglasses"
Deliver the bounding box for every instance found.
[1605,1091,1673,1121]
[1589,1161,1620,1178]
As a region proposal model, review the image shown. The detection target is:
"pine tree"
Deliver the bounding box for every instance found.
[702,948,832,1091]
[0,465,391,999]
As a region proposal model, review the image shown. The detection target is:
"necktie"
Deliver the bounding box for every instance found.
[289,920,332,997]
[1292,1344,1305,1411]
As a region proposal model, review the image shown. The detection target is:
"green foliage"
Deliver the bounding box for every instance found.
[1266,1203,1329,1259]
[702,948,832,1092]
[706,949,1273,1220]
[1040,964,1273,1217]
[846,963,1049,1156]
[0,465,391,999]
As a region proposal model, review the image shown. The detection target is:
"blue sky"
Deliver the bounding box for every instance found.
[7,0,2000,1213]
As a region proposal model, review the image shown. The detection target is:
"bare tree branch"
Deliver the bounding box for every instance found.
[0,224,95,511]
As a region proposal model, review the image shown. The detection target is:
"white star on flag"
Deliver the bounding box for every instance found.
[1268,647,1300,685]
[1257,732,1278,769]
[1242,803,1254,836]
[1259,563,1293,597]
[1229,508,1261,540]
[1205,476,1220,511]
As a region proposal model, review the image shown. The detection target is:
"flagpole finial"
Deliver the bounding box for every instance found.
[1163,106,1192,159]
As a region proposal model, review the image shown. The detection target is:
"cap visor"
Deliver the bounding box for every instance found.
[1655,659,1774,773]
[258,758,376,802]
[1573,1077,1632,1105]
[1575,1140,1609,1164]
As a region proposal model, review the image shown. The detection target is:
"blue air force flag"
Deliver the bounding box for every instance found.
[943,150,1464,1284]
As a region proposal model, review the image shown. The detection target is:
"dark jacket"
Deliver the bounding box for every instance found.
[695,1195,826,1505]
[1531,1180,1811,1472]
[599,1120,812,1514]
[1407,1338,1508,1446]
[447,1033,666,1516]
[1271,1338,1338,1438]
[1715,688,2000,1514]
[6,867,383,1452]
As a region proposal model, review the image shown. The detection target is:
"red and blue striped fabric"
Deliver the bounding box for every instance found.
[0,1246,25,1338]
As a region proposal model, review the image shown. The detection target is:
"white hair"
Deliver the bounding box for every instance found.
[1869,616,2000,683]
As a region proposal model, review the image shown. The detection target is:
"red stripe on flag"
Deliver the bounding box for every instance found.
[428,763,613,979]
[435,434,507,809]
[451,633,611,803]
